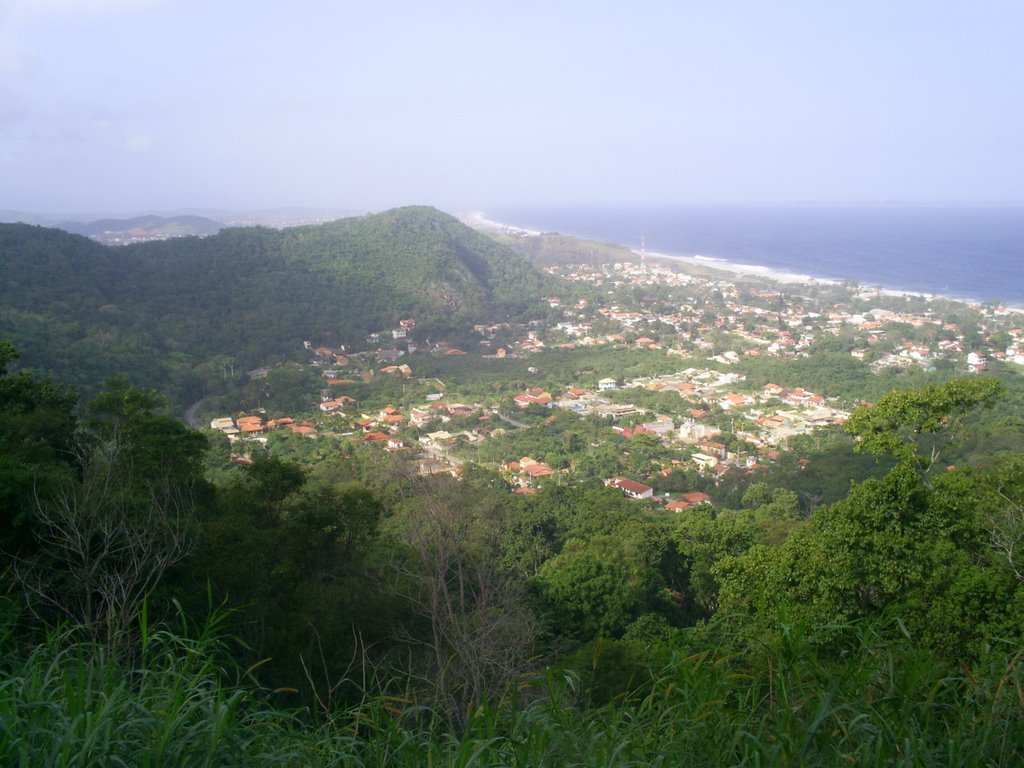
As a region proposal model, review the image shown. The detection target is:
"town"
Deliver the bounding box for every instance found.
[205,257,1024,511]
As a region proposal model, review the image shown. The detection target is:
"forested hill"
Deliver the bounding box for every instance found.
[0,206,553,402]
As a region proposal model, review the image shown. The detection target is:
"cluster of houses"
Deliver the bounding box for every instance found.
[212,257,1021,505]
[543,261,1015,372]
[603,477,712,511]
[209,414,317,441]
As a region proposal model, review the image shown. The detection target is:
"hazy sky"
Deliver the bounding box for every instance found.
[1,0,1022,214]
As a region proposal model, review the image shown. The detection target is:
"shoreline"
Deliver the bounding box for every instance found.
[462,210,1023,313]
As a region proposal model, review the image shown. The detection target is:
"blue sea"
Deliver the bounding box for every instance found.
[487,205,1024,307]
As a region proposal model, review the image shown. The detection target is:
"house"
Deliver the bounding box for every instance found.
[691,453,718,471]
[523,463,554,480]
[418,459,460,477]
[719,393,753,410]
[598,378,618,391]
[679,419,722,443]
[420,430,454,447]
[967,351,988,373]
[508,457,556,487]
[514,388,553,408]
[380,413,406,430]
[379,364,413,378]
[665,492,713,512]
[696,441,728,461]
[605,477,654,500]
[235,415,266,435]
[612,425,649,439]
[409,408,433,427]
[640,417,675,436]
[780,388,815,405]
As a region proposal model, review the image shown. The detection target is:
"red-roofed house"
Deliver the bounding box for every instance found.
[605,477,654,500]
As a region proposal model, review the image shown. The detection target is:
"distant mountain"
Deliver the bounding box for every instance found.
[59,214,225,244]
[0,210,66,227]
[0,206,554,403]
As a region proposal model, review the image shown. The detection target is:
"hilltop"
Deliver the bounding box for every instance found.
[0,206,554,401]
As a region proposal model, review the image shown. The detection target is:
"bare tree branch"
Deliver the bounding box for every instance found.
[14,447,196,648]
[988,488,1024,584]
[388,474,537,728]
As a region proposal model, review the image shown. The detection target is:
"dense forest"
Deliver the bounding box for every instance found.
[0,207,554,403]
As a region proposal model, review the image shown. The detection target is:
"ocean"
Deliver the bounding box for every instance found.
[486,205,1024,307]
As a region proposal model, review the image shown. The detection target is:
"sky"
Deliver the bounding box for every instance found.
[1,0,1022,215]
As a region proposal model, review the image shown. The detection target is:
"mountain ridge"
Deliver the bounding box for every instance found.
[0,206,554,402]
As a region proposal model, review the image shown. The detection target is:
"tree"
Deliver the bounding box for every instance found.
[715,460,1024,658]
[391,474,536,727]
[673,509,759,619]
[531,518,679,643]
[0,342,79,554]
[14,377,207,645]
[84,376,208,491]
[844,378,1004,483]
[984,457,1024,584]
[21,448,196,645]
[197,463,397,706]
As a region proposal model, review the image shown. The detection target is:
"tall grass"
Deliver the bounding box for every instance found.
[338,617,1023,767]
[2,607,1020,767]
[0,603,320,767]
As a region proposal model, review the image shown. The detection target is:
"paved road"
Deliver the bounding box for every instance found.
[423,443,465,467]
[183,397,206,429]
[492,410,531,429]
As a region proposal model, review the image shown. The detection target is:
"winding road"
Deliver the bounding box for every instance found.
[183,397,207,430]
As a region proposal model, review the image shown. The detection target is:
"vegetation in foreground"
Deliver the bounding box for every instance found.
[3,606,1021,767]
[2,333,1023,765]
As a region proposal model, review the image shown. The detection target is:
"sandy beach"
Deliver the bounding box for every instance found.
[462,210,848,287]
[462,210,1023,311]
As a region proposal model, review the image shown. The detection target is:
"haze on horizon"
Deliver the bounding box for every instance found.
[1,0,1022,217]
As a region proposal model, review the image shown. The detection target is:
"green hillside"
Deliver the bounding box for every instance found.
[0,206,553,402]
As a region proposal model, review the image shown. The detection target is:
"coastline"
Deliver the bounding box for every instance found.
[462,210,1023,312]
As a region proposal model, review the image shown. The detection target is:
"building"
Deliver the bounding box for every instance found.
[605,476,654,500]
